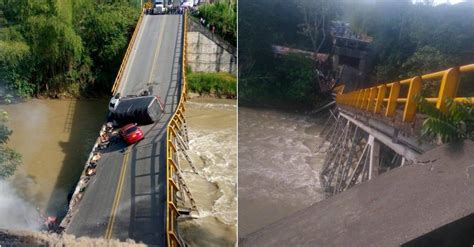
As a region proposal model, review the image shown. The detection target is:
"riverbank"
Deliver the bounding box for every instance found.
[187,71,237,99]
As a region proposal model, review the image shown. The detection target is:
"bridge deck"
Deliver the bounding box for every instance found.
[66,14,183,246]
[240,141,474,246]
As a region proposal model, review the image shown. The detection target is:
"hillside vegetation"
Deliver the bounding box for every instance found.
[239,0,474,107]
[195,0,236,45]
[187,71,236,98]
[0,0,140,97]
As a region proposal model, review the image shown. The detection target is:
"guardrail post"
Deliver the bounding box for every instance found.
[355,91,362,108]
[360,89,368,110]
[367,87,377,112]
[357,90,363,109]
[436,67,460,113]
[403,76,421,122]
[385,82,400,117]
[374,85,386,114]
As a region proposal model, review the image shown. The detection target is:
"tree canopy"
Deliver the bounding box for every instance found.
[344,0,474,86]
[0,110,21,179]
[196,0,236,45]
[239,0,474,108]
[0,0,140,97]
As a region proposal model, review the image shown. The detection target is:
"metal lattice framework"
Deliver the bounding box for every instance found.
[320,115,372,194]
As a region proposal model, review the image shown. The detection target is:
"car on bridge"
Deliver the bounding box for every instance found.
[119,123,145,145]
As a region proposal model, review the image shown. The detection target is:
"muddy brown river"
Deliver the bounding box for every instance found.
[238,107,327,238]
[3,99,108,216]
[0,98,236,246]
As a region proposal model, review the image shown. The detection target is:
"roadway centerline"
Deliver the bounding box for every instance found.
[147,17,168,86]
[103,121,158,239]
[105,147,131,239]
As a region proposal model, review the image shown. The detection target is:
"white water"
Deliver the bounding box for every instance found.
[238,107,328,237]
[179,99,237,246]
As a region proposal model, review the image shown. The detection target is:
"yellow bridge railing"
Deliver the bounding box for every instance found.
[165,11,188,247]
[336,64,474,122]
[111,9,145,95]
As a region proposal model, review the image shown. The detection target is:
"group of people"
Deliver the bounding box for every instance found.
[199,17,217,34]
[85,152,101,177]
[85,122,115,177]
[166,5,184,15]
[98,122,114,150]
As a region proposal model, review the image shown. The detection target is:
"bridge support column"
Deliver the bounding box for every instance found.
[368,135,380,180]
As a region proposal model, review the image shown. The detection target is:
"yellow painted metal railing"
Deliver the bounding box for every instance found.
[336,64,474,122]
[165,11,188,247]
[111,9,145,95]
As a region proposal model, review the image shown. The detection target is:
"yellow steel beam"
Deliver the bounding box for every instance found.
[367,87,377,112]
[436,67,460,112]
[403,76,421,122]
[374,85,386,114]
[385,81,400,117]
[336,64,473,122]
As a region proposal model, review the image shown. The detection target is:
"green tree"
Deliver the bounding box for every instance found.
[0,0,139,97]
[23,15,84,94]
[0,110,21,179]
[0,40,34,96]
[238,0,327,107]
[401,46,450,96]
[296,0,340,53]
[417,97,474,143]
[344,0,474,85]
[273,54,315,104]
[197,0,236,45]
[76,4,139,92]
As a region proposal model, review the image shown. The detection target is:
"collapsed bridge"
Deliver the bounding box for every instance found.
[241,64,474,246]
[62,10,197,247]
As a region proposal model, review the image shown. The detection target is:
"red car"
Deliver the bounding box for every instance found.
[119,123,144,145]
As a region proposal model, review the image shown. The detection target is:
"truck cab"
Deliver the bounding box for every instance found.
[153,0,167,14]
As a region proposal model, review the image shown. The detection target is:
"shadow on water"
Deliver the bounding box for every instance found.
[45,98,108,217]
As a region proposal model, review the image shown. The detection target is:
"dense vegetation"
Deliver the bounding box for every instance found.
[239,0,474,107]
[417,97,474,143]
[195,0,236,45]
[0,0,140,97]
[238,0,338,107]
[0,110,20,179]
[187,70,236,98]
[345,0,474,96]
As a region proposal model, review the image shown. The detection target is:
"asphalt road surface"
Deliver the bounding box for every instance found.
[66,14,183,246]
[240,141,474,247]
